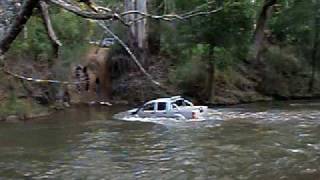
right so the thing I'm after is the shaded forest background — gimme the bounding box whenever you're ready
[0,0,319,118]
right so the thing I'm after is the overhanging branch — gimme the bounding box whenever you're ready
[48,0,223,24]
[39,1,62,58]
[39,1,62,47]
[0,0,39,56]
[97,21,161,87]
[48,0,118,20]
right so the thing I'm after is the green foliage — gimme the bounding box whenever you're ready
[269,0,320,70]
[52,10,92,45]
[168,45,207,90]
[0,97,49,119]
[8,9,93,63]
[4,0,320,101]
[10,16,52,59]
[162,0,254,61]
[214,47,234,71]
[0,92,30,117]
[258,45,308,97]
[264,46,301,74]
[270,0,317,45]
[162,0,256,97]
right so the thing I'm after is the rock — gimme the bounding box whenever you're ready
[25,111,50,119]
[0,116,5,122]
[18,114,28,121]
[6,115,20,123]
[111,100,128,105]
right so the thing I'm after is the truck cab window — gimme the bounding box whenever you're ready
[143,103,155,111]
[157,102,166,111]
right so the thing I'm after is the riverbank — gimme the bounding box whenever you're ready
[111,54,320,106]
[1,51,320,122]
[0,96,54,122]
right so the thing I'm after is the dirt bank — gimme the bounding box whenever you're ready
[111,54,320,106]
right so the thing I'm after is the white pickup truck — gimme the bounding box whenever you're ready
[129,96,207,119]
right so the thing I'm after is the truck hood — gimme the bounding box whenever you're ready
[179,106,208,112]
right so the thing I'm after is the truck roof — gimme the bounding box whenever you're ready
[145,96,184,104]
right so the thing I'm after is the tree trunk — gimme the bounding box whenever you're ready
[207,45,215,103]
[0,0,39,56]
[308,3,320,93]
[39,1,63,103]
[251,0,277,61]
[124,0,149,66]
[97,48,111,101]
[148,0,163,55]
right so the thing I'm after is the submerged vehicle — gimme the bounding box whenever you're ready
[129,96,207,119]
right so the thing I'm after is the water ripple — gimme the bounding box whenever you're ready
[2,102,320,179]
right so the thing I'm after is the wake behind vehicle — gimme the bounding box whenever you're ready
[129,96,207,119]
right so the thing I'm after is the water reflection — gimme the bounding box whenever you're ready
[1,102,320,179]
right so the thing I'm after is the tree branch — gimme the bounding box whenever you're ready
[0,0,224,91]
[39,1,62,58]
[3,67,82,85]
[0,0,39,56]
[78,0,99,12]
[39,1,62,46]
[96,21,161,87]
[49,0,223,25]
[47,0,223,90]
[48,0,118,20]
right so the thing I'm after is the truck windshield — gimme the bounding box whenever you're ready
[174,99,193,106]
[184,100,193,106]
[171,103,179,110]
[175,99,184,106]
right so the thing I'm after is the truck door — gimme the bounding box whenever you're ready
[140,102,155,117]
[156,102,167,117]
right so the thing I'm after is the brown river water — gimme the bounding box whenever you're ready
[1,101,320,179]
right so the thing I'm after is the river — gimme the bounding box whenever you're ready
[1,101,320,179]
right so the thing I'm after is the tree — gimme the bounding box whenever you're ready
[251,0,277,61]
[124,0,149,65]
[0,0,222,93]
[147,0,163,55]
[0,0,39,56]
[309,0,320,92]
[270,0,320,92]
[166,0,254,102]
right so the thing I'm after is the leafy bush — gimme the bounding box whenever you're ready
[0,93,30,117]
[214,47,234,71]
[169,44,207,93]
